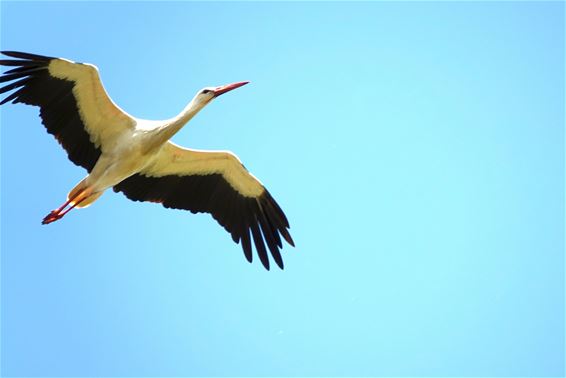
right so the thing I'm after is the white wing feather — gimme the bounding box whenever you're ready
[141,142,265,198]
[48,58,135,150]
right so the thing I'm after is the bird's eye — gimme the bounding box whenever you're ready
[202,89,211,94]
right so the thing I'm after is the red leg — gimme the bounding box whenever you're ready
[42,190,87,225]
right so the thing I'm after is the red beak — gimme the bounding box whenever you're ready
[213,81,249,97]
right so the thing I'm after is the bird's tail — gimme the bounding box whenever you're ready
[67,179,102,209]
[75,192,103,208]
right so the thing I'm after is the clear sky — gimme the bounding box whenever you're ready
[0,1,564,376]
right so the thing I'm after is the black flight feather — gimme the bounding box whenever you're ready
[0,51,101,171]
[113,172,293,270]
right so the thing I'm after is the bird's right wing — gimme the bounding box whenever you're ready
[113,142,294,270]
[0,51,135,172]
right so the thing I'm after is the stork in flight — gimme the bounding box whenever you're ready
[0,51,294,270]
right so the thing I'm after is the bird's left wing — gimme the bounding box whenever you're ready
[113,142,294,270]
[0,51,135,171]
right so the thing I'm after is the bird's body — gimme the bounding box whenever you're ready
[73,118,173,203]
[1,51,294,270]
[69,125,157,207]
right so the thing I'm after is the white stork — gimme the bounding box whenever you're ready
[0,51,294,270]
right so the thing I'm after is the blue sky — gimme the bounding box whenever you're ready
[1,1,564,376]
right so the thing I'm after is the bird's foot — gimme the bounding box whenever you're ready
[42,210,63,225]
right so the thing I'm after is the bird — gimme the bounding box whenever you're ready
[0,51,294,270]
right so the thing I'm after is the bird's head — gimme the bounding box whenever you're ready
[194,81,249,106]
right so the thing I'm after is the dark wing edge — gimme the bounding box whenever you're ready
[0,51,101,171]
[113,173,295,270]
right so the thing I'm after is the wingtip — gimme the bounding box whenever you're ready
[280,227,295,247]
[0,95,14,105]
[1,51,53,61]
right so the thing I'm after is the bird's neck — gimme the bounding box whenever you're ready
[155,99,206,146]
